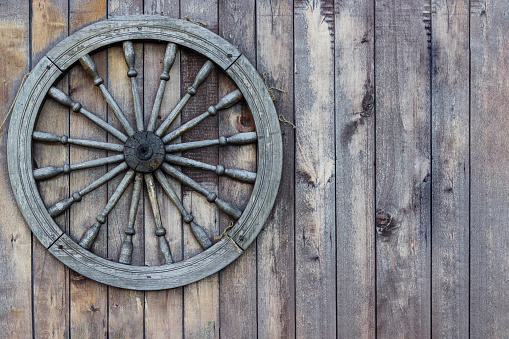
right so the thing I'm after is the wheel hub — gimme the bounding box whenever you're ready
[124,131,165,173]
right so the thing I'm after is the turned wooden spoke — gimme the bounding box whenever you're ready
[155,60,215,137]
[160,163,243,220]
[165,154,256,184]
[122,41,144,132]
[154,169,212,249]
[33,154,125,181]
[145,173,173,264]
[48,87,128,142]
[33,131,124,152]
[147,43,177,132]
[119,173,143,265]
[162,89,243,143]
[47,162,128,217]
[79,169,135,249]
[165,132,257,153]
[79,54,136,136]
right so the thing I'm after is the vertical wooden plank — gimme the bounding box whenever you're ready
[335,0,375,337]
[256,1,296,338]
[0,1,31,337]
[143,1,183,338]
[470,0,509,336]
[31,0,69,337]
[68,1,108,337]
[180,2,220,338]
[107,2,144,338]
[375,0,431,336]
[294,1,336,338]
[218,1,257,338]
[431,0,469,337]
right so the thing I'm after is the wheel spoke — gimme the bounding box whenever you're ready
[79,169,135,249]
[33,131,124,152]
[160,163,242,220]
[161,89,243,144]
[33,154,125,181]
[164,154,256,184]
[145,173,173,264]
[155,60,215,137]
[154,169,212,249]
[47,162,128,217]
[119,173,143,264]
[165,132,257,153]
[48,87,128,142]
[147,43,177,132]
[79,54,136,136]
[122,41,144,132]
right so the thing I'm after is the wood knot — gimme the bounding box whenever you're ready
[236,111,254,131]
[376,208,397,236]
[70,270,86,281]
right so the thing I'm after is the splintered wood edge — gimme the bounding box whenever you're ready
[7,16,282,290]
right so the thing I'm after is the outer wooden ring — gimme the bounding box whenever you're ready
[7,16,282,290]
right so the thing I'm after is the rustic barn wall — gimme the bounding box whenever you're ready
[0,0,505,337]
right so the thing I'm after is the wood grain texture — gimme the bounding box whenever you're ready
[68,1,107,337]
[294,1,336,338]
[218,1,257,338]
[470,0,509,336]
[0,1,31,337]
[335,0,375,337]
[10,0,509,337]
[180,2,220,338]
[31,0,69,337]
[143,2,183,339]
[375,0,431,337]
[431,0,469,337]
[107,2,144,339]
[255,0,295,338]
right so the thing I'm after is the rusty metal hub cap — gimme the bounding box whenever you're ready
[124,132,165,173]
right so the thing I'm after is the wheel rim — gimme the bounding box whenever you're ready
[8,16,282,290]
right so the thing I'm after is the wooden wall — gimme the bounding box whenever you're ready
[0,0,507,337]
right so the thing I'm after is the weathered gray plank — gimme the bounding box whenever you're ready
[375,0,431,336]
[106,2,145,338]
[68,1,108,337]
[255,0,295,338]
[431,0,469,337]
[218,1,258,338]
[143,1,183,338]
[294,1,336,338]
[0,1,32,337]
[470,0,509,336]
[335,0,375,337]
[31,1,69,337]
[180,1,220,337]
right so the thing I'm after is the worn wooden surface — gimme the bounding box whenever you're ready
[4,0,509,337]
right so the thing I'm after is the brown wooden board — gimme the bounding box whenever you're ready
[256,0,296,338]
[335,0,375,337]
[294,1,336,338]
[431,0,470,337]
[218,1,257,338]
[31,0,69,324]
[68,0,107,337]
[375,0,431,336]
[31,1,69,337]
[470,0,509,336]
[180,1,220,337]
[106,2,145,338]
[0,1,32,337]
[143,1,183,338]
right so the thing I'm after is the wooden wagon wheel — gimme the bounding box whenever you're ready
[7,16,281,290]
